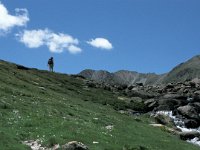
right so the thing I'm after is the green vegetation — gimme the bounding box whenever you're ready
[0,60,199,150]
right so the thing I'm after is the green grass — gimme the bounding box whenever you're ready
[0,60,199,150]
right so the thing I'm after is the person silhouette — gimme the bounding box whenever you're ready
[48,57,54,72]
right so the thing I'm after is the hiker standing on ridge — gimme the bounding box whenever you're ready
[48,57,54,72]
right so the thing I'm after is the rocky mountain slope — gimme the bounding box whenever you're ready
[0,59,200,150]
[79,69,165,86]
[79,55,200,85]
[162,55,200,83]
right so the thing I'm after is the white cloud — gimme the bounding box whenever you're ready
[87,38,113,50]
[0,2,29,33]
[18,29,47,48]
[17,29,82,54]
[68,45,82,54]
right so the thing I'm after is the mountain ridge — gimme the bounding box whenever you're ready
[79,55,200,85]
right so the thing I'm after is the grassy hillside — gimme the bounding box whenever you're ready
[0,60,199,150]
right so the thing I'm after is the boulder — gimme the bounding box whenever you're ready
[157,99,181,111]
[191,78,200,85]
[154,113,175,126]
[127,85,134,90]
[117,84,128,90]
[192,95,200,102]
[144,99,158,110]
[190,102,200,112]
[177,105,200,120]
[165,83,175,89]
[62,141,88,150]
[189,81,196,88]
[184,119,199,128]
[136,83,144,86]
[194,90,200,95]
[179,131,200,140]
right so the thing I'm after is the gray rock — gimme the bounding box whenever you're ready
[144,99,158,110]
[162,94,187,100]
[177,105,199,120]
[154,113,175,126]
[62,141,88,150]
[194,90,200,95]
[157,99,181,111]
[179,131,200,140]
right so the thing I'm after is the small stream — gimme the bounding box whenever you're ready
[155,111,200,147]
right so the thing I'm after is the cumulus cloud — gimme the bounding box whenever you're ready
[16,29,82,54]
[0,2,29,33]
[87,38,113,50]
[68,45,82,54]
[18,29,47,48]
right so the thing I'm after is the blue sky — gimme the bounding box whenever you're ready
[0,0,200,74]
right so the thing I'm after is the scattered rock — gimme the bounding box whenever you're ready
[62,141,88,150]
[105,125,114,130]
[23,140,60,150]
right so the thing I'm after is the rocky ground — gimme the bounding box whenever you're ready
[82,77,200,145]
